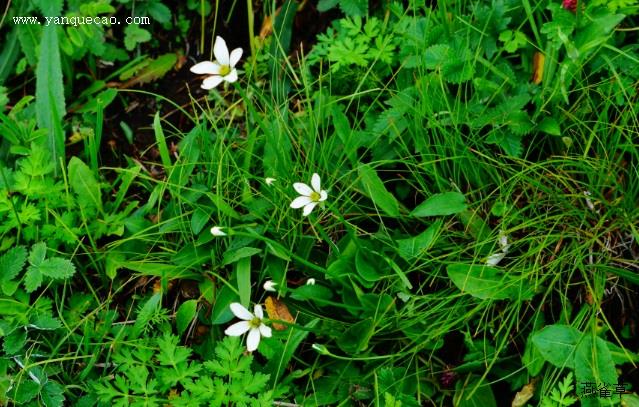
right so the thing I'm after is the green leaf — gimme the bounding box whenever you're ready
[236,257,252,308]
[337,318,374,353]
[317,0,339,11]
[532,324,581,369]
[411,192,467,217]
[537,117,561,136]
[358,164,400,217]
[24,265,43,292]
[68,157,103,212]
[38,257,76,279]
[222,247,261,266]
[176,300,198,336]
[337,0,368,17]
[30,314,62,330]
[3,329,26,355]
[129,293,162,339]
[0,246,27,293]
[153,112,173,170]
[396,220,441,261]
[42,381,65,407]
[455,375,497,407]
[290,285,333,302]
[191,207,209,235]
[147,1,172,23]
[447,264,528,300]
[355,249,384,282]
[575,336,619,406]
[124,24,151,51]
[36,23,66,174]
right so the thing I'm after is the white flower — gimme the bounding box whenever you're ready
[306,278,316,285]
[210,226,227,236]
[485,231,510,266]
[263,280,277,292]
[485,252,506,266]
[290,173,328,216]
[190,36,243,89]
[265,177,276,186]
[224,303,272,352]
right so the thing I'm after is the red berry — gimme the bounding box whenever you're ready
[562,0,578,12]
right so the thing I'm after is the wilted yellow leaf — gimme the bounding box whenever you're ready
[532,52,545,85]
[512,380,536,407]
[265,296,294,330]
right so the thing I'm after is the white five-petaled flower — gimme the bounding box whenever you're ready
[224,303,272,352]
[263,280,277,292]
[265,177,276,186]
[190,36,243,89]
[210,226,227,236]
[290,173,328,216]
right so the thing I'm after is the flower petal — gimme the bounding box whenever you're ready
[202,75,224,89]
[485,252,506,266]
[293,182,313,196]
[259,323,272,338]
[224,320,250,336]
[290,196,312,209]
[254,304,264,319]
[223,69,238,83]
[311,173,321,193]
[319,190,328,202]
[229,47,243,67]
[230,303,253,320]
[246,328,261,352]
[302,202,318,216]
[214,36,230,65]
[190,61,221,75]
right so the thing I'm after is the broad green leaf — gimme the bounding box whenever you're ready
[266,319,319,385]
[68,157,103,212]
[575,336,619,407]
[337,318,374,353]
[210,283,238,325]
[0,29,22,85]
[25,266,43,292]
[447,264,521,300]
[411,192,467,217]
[29,314,62,330]
[3,329,26,355]
[191,207,209,235]
[290,285,333,302]
[222,247,261,266]
[358,164,400,217]
[537,117,561,136]
[176,299,198,336]
[532,324,581,369]
[355,249,385,282]
[455,375,497,407]
[36,23,66,174]
[397,220,441,261]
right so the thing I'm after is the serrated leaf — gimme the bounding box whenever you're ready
[38,257,76,279]
[411,192,467,217]
[486,130,523,157]
[42,381,65,407]
[358,164,400,217]
[129,293,162,339]
[124,24,151,51]
[68,157,103,212]
[0,246,28,289]
[24,265,43,292]
[30,314,62,330]
[122,53,177,88]
[3,329,26,355]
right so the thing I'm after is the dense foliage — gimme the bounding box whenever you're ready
[1,0,638,405]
